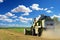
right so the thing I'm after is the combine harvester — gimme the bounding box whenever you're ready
[24,14,55,36]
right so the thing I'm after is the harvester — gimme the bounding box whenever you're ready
[24,14,54,36]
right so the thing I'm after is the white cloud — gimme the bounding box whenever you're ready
[51,15,55,19]
[0,15,8,20]
[11,5,32,13]
[0,0,3,3]
[40,8,43,10]
[0,12,18,22]
[5,12,15,17]
[11,5,32,16]
[22,13,29,16]
[13,19,19,22]
[46,10,52,13]
[0,14,14,22]
[51,15,60,19]
[12,16,17,18]
[30,4,43,10]
[5,12,18,18]
[4,19,13,22]
[50,7,54,9]
[44,8,48,11]
[4,18,19,22]
[19,16,32,23]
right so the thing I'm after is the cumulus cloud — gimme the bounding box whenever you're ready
[12,16,17,18]
[0,14,15,22]
[0,0,3,3]
[50,7,54,9]
[11,5,32,16]
[4,19,13,22]
[21,13,29,16]
[5,12,15,17]
[19,16,32,23]
[11,5,32,13]
[30,4,43,10]
[4,18,19,22]
[51,15,60,19]
[46,10,52,13]
[0,15,8,20]
[5,12,18,19]
[44,8,48,11]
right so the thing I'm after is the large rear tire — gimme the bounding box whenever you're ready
[38,28,43,36]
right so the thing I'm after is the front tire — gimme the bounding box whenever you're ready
[24,29,27,35]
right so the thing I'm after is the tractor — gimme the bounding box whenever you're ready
[24,14,54,36]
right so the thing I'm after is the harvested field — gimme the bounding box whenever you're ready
[0,29,60,40]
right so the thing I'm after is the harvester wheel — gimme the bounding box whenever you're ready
[38,28,43,36]
[24,29,27,35]
[32,29,35,36]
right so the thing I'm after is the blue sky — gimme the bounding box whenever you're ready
[0,0,60,27]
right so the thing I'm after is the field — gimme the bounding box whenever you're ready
[0,27,60,40]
